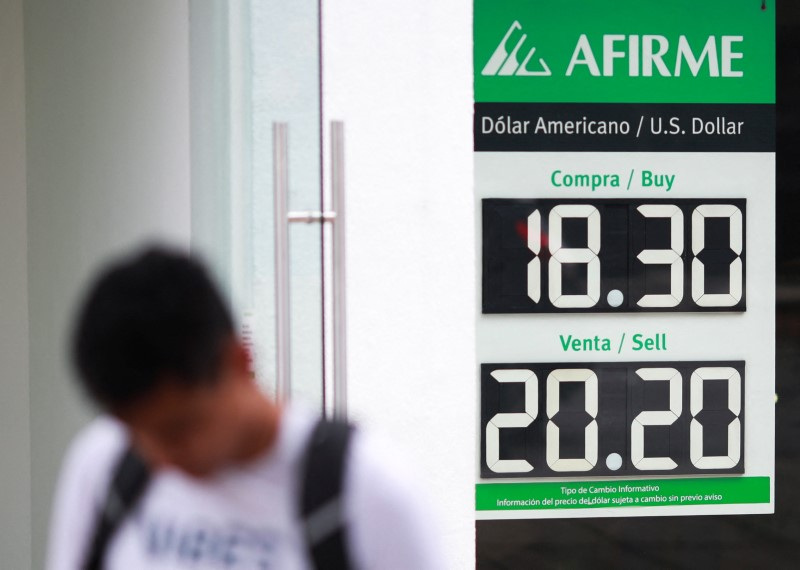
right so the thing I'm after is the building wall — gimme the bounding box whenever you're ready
[323,2,476,567]
[0,0,31,566]
[23,1,191,565]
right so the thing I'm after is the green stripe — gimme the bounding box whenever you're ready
[474,0,775,103]
[476,477,770,511]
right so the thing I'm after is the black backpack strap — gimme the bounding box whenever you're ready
[83,446,151,570]
[300,419,354,570]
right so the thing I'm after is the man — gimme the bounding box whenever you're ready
[48,246,444,569]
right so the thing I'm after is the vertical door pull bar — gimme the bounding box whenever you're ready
[330,121,348,420]
[273,122,291,401]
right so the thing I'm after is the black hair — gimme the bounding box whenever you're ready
[71,246,234,410]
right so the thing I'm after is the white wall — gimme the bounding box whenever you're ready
[323,2,475,567]
[23,1,191,565]
[0,0,31,567]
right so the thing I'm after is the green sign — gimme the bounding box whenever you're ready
[474,0,775,526]
[474,0,774,103]
[477,477,770,511]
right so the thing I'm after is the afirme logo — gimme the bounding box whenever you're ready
[483,21,745,78]
[481,21,552,76]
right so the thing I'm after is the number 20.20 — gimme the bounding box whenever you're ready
[485,366,742,474]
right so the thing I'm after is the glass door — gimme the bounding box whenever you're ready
[249,0,325,407]
[190,0,326,410]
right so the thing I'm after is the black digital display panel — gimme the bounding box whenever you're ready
[480,361,745,479]
[482,199,746,313]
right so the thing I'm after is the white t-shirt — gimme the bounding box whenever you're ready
[47,404,446,569]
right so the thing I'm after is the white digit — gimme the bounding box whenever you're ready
[690,367,741,469]
[527,210,541,303]
[692,205,743,307]
[546,369,598,472]
[486,369,538,473]
[631,368,682,470]
[548,205,601,308]
[636,205,684,308]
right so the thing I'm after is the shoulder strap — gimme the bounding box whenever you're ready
[83,446,151,570]
[300,419,354,570]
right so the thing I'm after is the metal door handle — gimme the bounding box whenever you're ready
[330,121,347,420]
[272,121,348,419]
[273,122,291,401]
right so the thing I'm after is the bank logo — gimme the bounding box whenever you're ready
[482,21,552,76]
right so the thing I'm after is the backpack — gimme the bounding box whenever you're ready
[82,419,354,570]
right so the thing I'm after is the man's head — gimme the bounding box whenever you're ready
[72,246,274,477]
